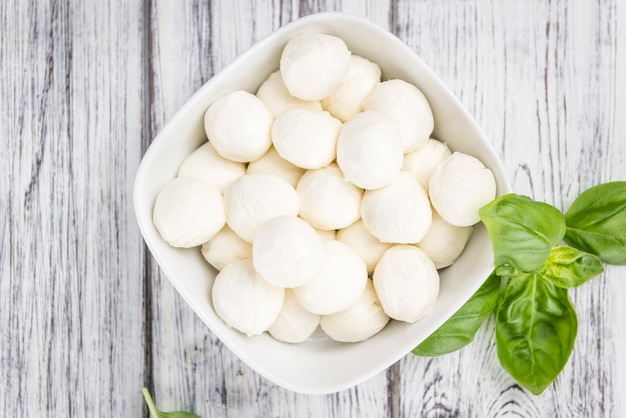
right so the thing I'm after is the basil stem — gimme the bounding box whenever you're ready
[142,387,202,418]
[495,274,577,395]
[564,181,626,265]
[479,194,566,272]
[412,270,500,356]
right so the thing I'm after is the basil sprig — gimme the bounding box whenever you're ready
[413,182,625,395]
[142,387,202,418]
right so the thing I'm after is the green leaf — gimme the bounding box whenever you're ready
[564,181,626,265]
[542,246,604,288]
[142,387,202,418]
[479,194,566,272]
[495,265,525,278]
[495,275,577,395]
[412,270,501,356]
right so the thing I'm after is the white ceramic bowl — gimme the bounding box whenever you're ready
[133,12,511,394]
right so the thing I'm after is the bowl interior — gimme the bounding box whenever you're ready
[133,12,511,394]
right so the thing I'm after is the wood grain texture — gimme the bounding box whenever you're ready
[0,0,146,416]
[395,0,626,417]
[1,0,625,417]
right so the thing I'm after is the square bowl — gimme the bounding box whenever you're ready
[133,12,512,395]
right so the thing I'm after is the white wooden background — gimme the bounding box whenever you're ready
[2,0,625,417]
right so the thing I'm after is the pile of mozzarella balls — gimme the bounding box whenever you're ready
[153,33,497,344]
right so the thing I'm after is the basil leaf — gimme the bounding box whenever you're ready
[542,246,604,288]
[479,194,566,272]
[142,387,202,418]
[495,275,577,395]
[495,265,525,278]
[564,181,626,265]
[412,270,500,356]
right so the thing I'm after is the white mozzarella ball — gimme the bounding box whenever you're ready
[322,55,381,122]
[204,90,273,162]
[246,147,305,188]
[252,216,324,288]
[373,245,439,323]
[272,110,341,169]
[360,171,432,244]
[212,259,284,336]
[363,79,434,153]
[429,152,497,226]
[153,177,225,248]
[224,174,299,243]
[402,138,451,191]
[280,33,351,101]
[296,164,363,230]
[336,111,404,190]
[294,240,368,315]
[201,225,253,271]
[336,220,391,274]
[177,141,246,193]
[417,210,473,269]
[320,280,390,342]
[268,289,321,343]
[256,70,323,117]
[315,228,337,241]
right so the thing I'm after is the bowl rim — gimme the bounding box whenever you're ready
[133,11,513,394]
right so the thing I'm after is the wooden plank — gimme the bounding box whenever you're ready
[0,0,146,416]
[395,0,626,416]
[145,1,395,417]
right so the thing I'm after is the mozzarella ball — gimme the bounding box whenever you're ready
[246,147,305,188]
[296,164,363,230]
[252,216,324,288]
[373,245,439,323]
[224,174,299,242]
[256,70,323,117]
[153,177,225,248]
[417,210,473,269]
[322,55,381,122]
[212,259,284,336]
[201,225,253,271]
[320,280,390,342]
[402,138,451,191]
[204,90,273,162]
[336,220,391,274]
[177,141,246,193]
[336,111,404,190]
[280,33,351,101]
[268,289,320,343]
[363,79,434,153]
[429,152,497,226]
[294,240,368,315]
[360,171,432,244]
[272,110,341,169]
[315,227,337,241]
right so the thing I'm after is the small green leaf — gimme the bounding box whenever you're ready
[142,387,202,418]
[495,275,577,395]
[479,194,566,272]
[412,270,500,356]
[495,265,525,278]
[542,246,604,288]
[564,181,626,265]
